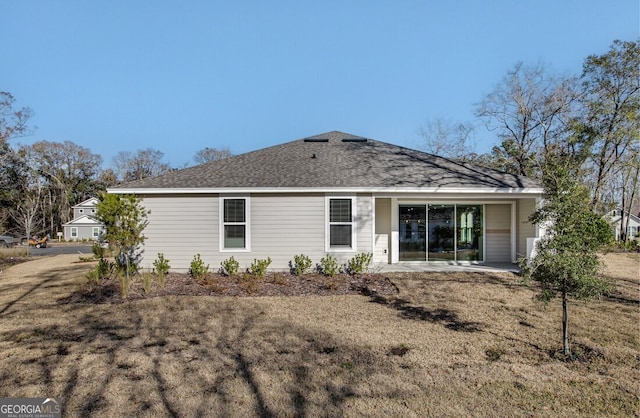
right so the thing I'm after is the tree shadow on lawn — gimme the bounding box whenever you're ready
[0,264,91,317]
[366,291,485,332]
[0,298,417,417]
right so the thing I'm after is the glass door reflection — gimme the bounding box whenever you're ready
[399,205,426,261]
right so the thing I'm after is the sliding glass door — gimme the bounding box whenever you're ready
[398,204,484,261]
[399,205,426,261]
[456,205,483,261]
[428,205,455,261]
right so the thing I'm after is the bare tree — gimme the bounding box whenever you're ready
[418,118,476,161]
[193,147,232,165]
[0,93,33,234]
[578,40,640,211]
[12,178,45,253]
[113,148,172,182]
[0,92,33,144]
[475,62,579,177]
[21,140,103,228]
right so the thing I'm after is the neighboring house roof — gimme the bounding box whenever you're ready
[73,197,99,208]
[110,131,541,193]
[62,215,103,227]
[607,209,640,225]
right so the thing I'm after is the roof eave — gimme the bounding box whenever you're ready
[107,186,544,195]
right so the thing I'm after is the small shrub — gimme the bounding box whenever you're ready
[189,253,209,280]
[78,255,95,263]
[220,256,240,276]
[91,242,107,259]
[320,255,340,276]
[142,272,154,293]
[153,253,170,287]
[86,257,113,286]
[240,272,259,294]
[249,257,272,278]
[347,252,373,274]
[85,269,100,287]
[293,254,313,275]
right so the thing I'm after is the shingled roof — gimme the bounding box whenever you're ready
[110,131,540,191]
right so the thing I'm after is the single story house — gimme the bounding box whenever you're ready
[606,209,640,241]
[62,197,105,241]
[108,131,544,272]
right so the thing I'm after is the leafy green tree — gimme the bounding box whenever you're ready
[523,150,613,356]
[96,194,149,297]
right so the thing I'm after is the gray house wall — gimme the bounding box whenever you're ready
[485,204,511,262]
[517,198,537,258]
[138,194,539,272]
[73,207,97,219]
[63,225,101,241]
[140,193,374,272]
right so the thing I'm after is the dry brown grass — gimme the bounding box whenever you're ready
[0,253,637,417]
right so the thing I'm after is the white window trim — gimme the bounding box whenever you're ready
[219,196,251,252]
[325,196,357,252]
[71,227,78,238]
[92,227,100,238]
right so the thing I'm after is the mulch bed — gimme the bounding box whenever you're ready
[0,257,30,271]
[59,272,399,304]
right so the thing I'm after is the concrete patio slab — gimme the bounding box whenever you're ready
[376,262,520,273]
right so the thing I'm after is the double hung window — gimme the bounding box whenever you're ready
[328,198,355,250]
[221,198,249,250]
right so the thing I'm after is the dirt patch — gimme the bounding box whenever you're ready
[0,257,29,271]
[60,271,399,304]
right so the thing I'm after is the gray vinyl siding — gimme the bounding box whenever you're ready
[485,204,511,262]
[248,194,325,269]
[374,198,392,263]
[355,194,374,256]
[517,198,537,258]
[74,207,97,219]
[140,195,219,271]
[64,225,100,241]
[140,193,374,272]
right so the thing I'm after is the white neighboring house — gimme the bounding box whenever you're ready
[62,197,105,241]
[606,209,640,241]
[108,131,545,272]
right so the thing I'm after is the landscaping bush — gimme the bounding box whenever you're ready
[347,252,373,274]
[189,253,209,280]
[319,255,340,276]
[153,253,171,287]
[220,256,240,276]
[249,257,272,278]
[292,254,313,275]
[142,272,154,293]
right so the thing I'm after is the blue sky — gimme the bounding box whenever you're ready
[2,1,638,169]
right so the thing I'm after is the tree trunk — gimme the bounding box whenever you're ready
[562,290,570,355]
